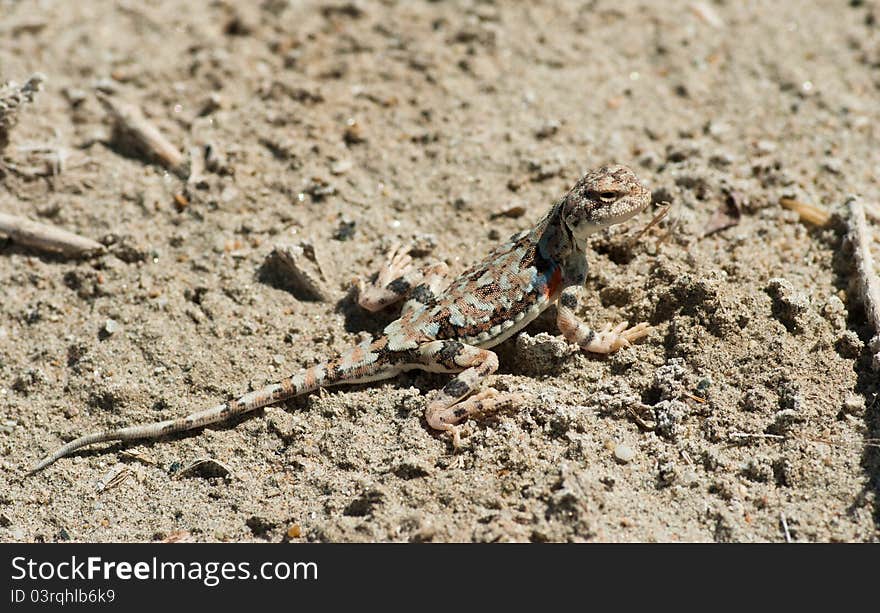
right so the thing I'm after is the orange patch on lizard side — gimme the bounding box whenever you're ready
[544,266,563,299]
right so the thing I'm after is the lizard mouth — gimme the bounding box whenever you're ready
[607,188,652,226]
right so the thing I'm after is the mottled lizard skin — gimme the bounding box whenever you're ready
[31,165,652,473]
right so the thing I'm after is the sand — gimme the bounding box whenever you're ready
[0,0,878,542]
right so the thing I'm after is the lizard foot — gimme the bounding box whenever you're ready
[581,321,652,354]
[356,242,416,311]
[426,388,526,448]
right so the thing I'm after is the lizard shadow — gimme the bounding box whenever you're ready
[101,128,172,174]
[256,256,330,304]
[333,286,405,337]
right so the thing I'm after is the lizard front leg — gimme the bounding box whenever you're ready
[556,285,651,353]
[356,243,450,313]
[356,242,421,312]
[400,261,450,315]
[416,340,522,447]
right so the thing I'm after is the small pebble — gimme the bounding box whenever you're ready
[330,159,352,175]
[409,233,437,257]
[103,319,119,335]
[491,203,527,219]
[822,157,843,174]
[534,119,561,139]
[333,219,357,241]
[613,443,636,464]
[841,394,865,417]
[343,118,366,145]
[221,185,239,203]
[755,140,777,154]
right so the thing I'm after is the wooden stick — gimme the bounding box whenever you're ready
[0,211,105,257]
[780,196,830,226]
[630,203,670,244]
[95,91,186,176]
[729,432,786,441]
[780,512,792,543]
[846,197,880,369]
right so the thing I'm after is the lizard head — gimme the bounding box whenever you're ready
[560,165,651,242]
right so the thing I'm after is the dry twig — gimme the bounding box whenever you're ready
[0,211,105,257]
[780,512,792,543]
[96,91,186,176]
[780,196,831,226]
[629,203,670,245]
[846,197,880,369]
[729,432,786,441]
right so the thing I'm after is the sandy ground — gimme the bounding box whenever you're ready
[0,0,878,542]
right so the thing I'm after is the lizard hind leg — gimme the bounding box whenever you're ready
[419,341,523,447]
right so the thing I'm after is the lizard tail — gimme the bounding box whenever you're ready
[29,338,396,474]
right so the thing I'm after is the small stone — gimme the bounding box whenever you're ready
[409,233,437,257]
[613,444,636,464]
[835,330,863,359]
[513,331,572,375]
[821,157,843,174]
[769,409,804,434]
[63,87,88,107]
[821,295,846,329]
[740,387,772,413]
[490,203,527,219]
[330,159,352,175]
[287,524,302,539]
[199,92,222,116]
[534,119,561,139]
[705,120,730,138]
[176,457,233,479]
[657,461,677,485]
[343,118,366,145]
[103,319,119,335]
[841,394,865,416]
[766,278,810,333]
[332,219,356,241]
[221,185,239,203]
[654,399,688,439]
[755,140,777,154]
[301,177,336,201]
[268,241,331,301]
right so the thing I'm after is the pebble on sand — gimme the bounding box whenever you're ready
[614,444,636,464]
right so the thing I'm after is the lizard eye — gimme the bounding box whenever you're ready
[597,191,617,202]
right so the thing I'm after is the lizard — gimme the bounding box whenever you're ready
[29,164,653,474]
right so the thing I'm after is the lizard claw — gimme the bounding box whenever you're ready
[380,243,415,284]
[582,321,652,354]
[356,243,416,311]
